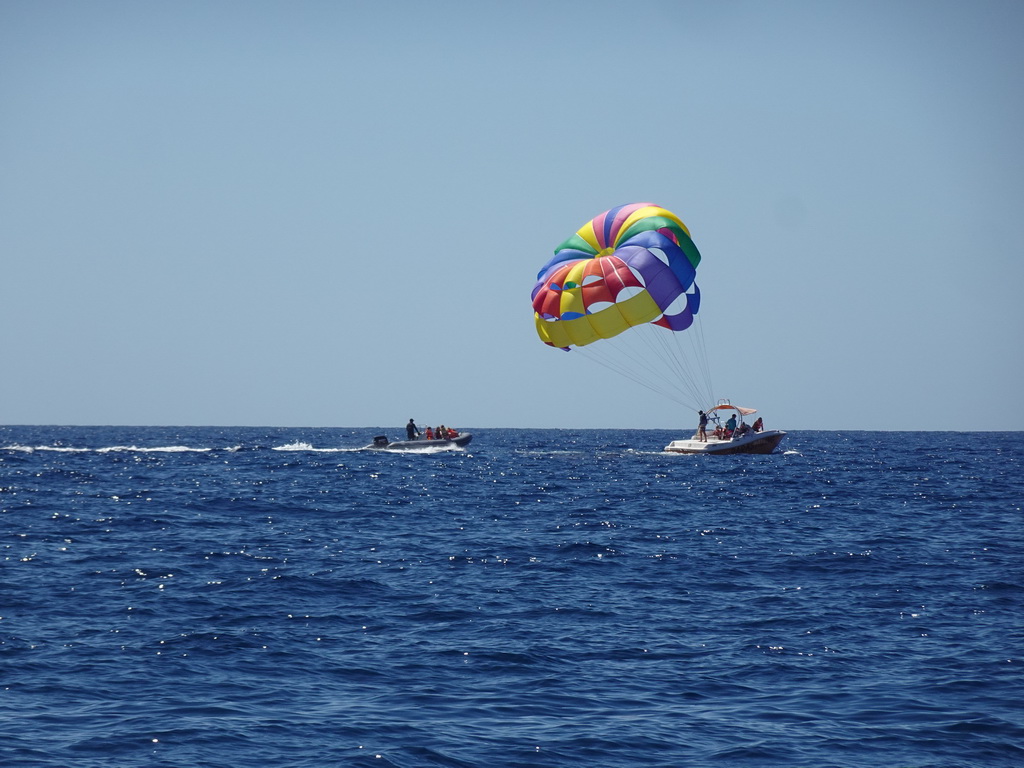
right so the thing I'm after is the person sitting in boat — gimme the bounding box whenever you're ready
[724,413,737,438]
[752,417,763,432]
[407,419,420,440]
[437,426,446,441]
[448,427,458,439]
[425,427,434,440]
[714,425,724,439]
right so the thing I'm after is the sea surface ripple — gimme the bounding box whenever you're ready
[2,426,1022,767]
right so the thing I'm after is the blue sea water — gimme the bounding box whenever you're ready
[1,426,1022,768]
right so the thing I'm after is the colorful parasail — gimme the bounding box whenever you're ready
[531,203,702,350]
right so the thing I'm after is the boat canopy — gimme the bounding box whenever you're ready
[707,404,757,416]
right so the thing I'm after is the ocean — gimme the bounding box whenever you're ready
[1,426,1021,768]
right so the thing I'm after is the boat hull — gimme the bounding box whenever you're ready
[664,430,786,455]
[367,432,473,450]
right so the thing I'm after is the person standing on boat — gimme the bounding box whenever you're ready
[406,419,420,440]
[697,410,708,442]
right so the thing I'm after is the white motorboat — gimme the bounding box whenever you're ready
[664,403,785,455]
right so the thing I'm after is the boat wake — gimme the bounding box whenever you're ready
[273,442,362,453]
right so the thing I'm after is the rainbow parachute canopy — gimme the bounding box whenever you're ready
[532,203,702,349]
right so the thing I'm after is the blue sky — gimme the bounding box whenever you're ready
[2,0,1022,431]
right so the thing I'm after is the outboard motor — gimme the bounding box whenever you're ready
[372,435,389,447]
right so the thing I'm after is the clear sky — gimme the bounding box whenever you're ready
[2,0,1022,431]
